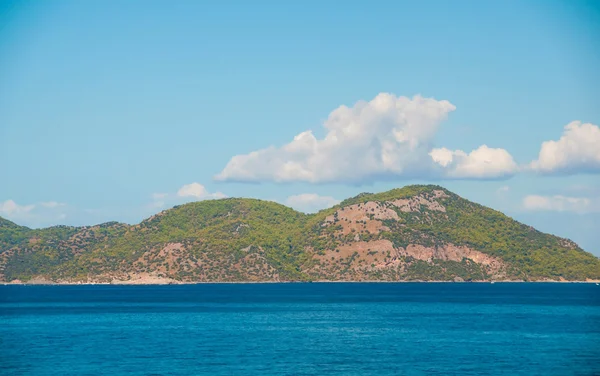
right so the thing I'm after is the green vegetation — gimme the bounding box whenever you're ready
[0,218,31,251]
[337,185,436,208]
[1,185,599,282]
[404,258,489,282]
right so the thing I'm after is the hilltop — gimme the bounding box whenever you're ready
[1,185,599,283]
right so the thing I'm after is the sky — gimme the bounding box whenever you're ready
[1,0,599,255]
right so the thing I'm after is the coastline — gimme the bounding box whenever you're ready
[3,279,600,286]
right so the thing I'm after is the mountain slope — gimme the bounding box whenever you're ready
[1,185,599,283]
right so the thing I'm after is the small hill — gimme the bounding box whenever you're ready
[1,185,599,283]
[0,217,24,229]
[0,217,31,253]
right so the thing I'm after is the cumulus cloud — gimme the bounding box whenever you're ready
[529,121,600,174]
[146,183,227,211]
[215,93,515,183]
[285,193,340,213]
[0,200,35,217]
[176,182,227,200]
[430,145,517,179]
[522,195,600,214]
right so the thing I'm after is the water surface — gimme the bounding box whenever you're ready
[1,283,599,375]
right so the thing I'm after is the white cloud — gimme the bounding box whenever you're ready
[497,185,510,193]
[0,199,68,227]
[430,145,517,179]
[147,200,166,209]
[0,200,35,216]
[40,201,66,208]
[215,93,515,183]
[146,193,169,210]
[529,121,600,174]
[285,193,340,213]
[177,183,209,198]
[144,183,227,214]
[522,195,600,214]
[177,182,226,200]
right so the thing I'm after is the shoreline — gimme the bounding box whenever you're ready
[3,280,600,286]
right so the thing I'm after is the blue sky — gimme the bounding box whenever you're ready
[1,0,599,255]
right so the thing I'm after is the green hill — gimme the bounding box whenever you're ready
[1,185,599,283]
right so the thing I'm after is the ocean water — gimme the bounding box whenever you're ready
[1,283,599,376]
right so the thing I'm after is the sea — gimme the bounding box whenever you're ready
[1,283,599,376]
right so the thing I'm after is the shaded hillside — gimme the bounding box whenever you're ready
[1,185,599,283]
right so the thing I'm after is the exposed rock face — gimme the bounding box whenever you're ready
[111,273,181,285]
[313,190,506,281]
[400,244,501,268]
[310,239,506,281]
[391,196,446,213]
[323,201,397,235]
[131,242,200,279]
[321,191,449,235]
[129,243,281,282]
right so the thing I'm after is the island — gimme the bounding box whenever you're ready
[2,185,599,284]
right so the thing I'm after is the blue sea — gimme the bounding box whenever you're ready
[1,283,599,375]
